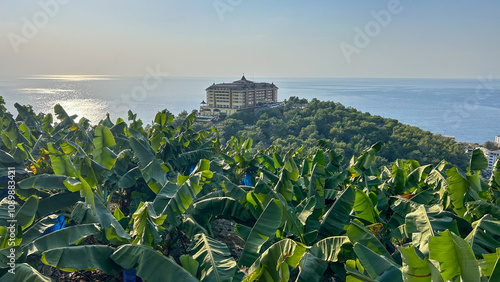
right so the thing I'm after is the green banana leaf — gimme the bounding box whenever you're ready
[347,221,392,260]
[191,197,251,223]
[15,196,39,230]
[429,230,480,281]
[21,215,59,245]
[92,125,117,170]
[405,205,435,254]
[35,192,82,219]
[0,263,51,282]
[131,202,166,246]
[180,254,200,277]
[353,189,380,224]
[319,187,355,237]
[296,252,328,282]
[445,167,470,217]
[110,244,198,282]
[399,245,443,282]
[156,175,203,227]
[470,148,489,172]
[23,223,101,256]
[190,233,237,282]
[353,243,402,281]
[94,195,131,240]
[129,137,168,186]
[243,238,306,282]
[42,245,121,275]
[17,174,68,190]
[466,214,500,257]
[237,199,283,268]
[311,236,350,262]
[479,248,500,279]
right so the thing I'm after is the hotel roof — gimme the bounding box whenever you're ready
[206,75,278,90]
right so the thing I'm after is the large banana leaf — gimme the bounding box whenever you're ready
[35,192,82,219]
[23,223,101,255]
[308,163,326,209]
[296,252,328,282]
[311,236,350,262]
[296,236,350,281]
[14,196,38,230]
[63,176,95,211]
[429,230,480,281]
[243,238,306,282]
[0,263,51,282]
[190,233,237,282]
[445,167,470,217]
[94,194,131,240]
[180,214,208,239]
[347,221,392,260]
[129,137,168,186]
[42,245,121,275]
[131,202,166,246]
[345,262,378,282]
[466,200,500,221]
[399,245,443,282]
[155,175,203,227]
[110,244,198,282]
[479,248,500,279]
[92,125,117,170]
[470,148,489,172]
[405,205,435,254]
[353,189,380,224]
[237,199,283,268]
[17,174,68,190]
[319,187,355,237]
[21,215,59,245]
[191,197,251,223]
[465,214,500,257]
[353,243,402,281]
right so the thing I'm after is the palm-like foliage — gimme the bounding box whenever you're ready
[1,100,499,281]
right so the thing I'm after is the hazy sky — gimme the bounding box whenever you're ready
[0,0,499,78]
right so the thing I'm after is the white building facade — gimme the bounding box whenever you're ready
[200,75,278,116]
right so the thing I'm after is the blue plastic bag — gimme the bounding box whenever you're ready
[123,268,142,282]
[41,215,66,236]
[241,173,253,186]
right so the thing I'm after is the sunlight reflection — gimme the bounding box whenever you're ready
[23,75,115,81]
[51,99,110,122]
[20,88,73,94]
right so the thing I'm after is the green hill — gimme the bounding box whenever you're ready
[216,97,469,169]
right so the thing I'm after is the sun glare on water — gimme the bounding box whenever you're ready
[25,75,115,81]
[54,99,110,122]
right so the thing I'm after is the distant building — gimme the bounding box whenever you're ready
[480,147,500,171]
[200,75,278,116]
[496,135,500,146]
[441,135,456,141]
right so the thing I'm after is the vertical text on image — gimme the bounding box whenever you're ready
[6,167,17,275]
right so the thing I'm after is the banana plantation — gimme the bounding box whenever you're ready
[1,100,499,281]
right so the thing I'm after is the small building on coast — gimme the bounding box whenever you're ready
[200,75,278,116]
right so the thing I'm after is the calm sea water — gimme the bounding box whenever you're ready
[0,76,499,144]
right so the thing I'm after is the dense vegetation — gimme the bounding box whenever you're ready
[216,97,469,170]
[1,98,500,282]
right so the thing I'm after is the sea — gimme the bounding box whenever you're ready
[0,76,499,144]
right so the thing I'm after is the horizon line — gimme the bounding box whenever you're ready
[0,74,494,80]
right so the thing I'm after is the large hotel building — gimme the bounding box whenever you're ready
[200,75,278,116]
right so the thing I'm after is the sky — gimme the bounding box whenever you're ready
[0,0,499,78]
